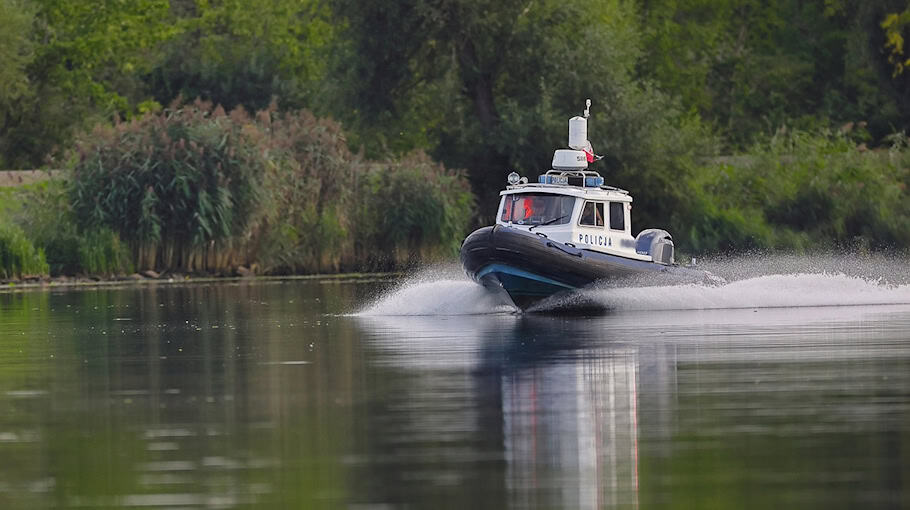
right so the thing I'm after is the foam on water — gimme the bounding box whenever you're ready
[358,255,910,315]
[358,267,516,316]
[575,273,910,311]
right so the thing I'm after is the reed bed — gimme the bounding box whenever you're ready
[0,100,475,277]
[0,222,48,279]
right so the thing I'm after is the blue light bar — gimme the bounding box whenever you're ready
[538,174,604,187]
[538,174,569,185]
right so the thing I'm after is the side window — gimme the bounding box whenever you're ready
[579,201,604,227]
[500,197,512,222]
[609,202,625,230]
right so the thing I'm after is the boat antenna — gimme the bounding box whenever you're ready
[584,99,591,118]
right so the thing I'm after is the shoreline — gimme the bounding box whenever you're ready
[0,272,400,294]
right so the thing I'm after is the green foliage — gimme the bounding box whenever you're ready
[0,0,35,169]
[76,229,133,276]
[68,100,269,272]
[0,221,48,279]
[259,109,357,273]
[640,0,910,149]
[883,6,910,75]
[12,180,82,275]
[30,0,175,109]
[0,187,24,219]
[259,112,475,273]
[146,0,334,113]
[354,152,475,268]
[639,0,734,116]
[330,0,713,227]
[6,0,910,261]
[0,0,34,124]
[680,129,910,253]
[3,180,133,276]
[1,0,178,168]
[65,101,474,274]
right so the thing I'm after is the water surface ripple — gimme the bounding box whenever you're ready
[0,272,907,508]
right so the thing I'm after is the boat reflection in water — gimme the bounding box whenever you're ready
[356,314,653,509]
[500,329,640,509]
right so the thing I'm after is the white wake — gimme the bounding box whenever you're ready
[576,273,910,311]
[358,279,516,316]
[357,256,910,315]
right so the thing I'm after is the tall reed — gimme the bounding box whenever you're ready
[258,109,358,273]
[69,100,268,273]
[0,222,49,279]
[352,152,474,268]
[65,101,476,274]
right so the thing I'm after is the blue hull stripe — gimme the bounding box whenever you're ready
[476,264,576,291]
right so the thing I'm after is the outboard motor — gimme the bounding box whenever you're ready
[635,229,675,265]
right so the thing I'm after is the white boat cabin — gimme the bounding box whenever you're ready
[492,99,674,265]
[495,170,654,262]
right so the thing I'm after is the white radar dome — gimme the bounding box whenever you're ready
[552,149,588,170]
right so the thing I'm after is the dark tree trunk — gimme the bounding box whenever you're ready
[457,38,499,133]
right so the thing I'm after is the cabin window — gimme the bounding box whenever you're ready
[579,201,604,227]
[609,202,625,231]
[500,193,575,226]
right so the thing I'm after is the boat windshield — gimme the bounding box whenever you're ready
[500,193,576,226]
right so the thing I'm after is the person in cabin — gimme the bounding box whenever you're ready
[522,197,536,220]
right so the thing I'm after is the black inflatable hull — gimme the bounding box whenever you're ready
[460,225,696,310]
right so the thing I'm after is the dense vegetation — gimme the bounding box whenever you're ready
[0,102,471,278]
[681,129,910,253]
[1,0,910,278]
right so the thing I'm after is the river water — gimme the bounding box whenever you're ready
[1,260,909,508]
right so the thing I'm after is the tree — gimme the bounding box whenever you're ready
[882,5,910,75]
[0,0,175,168]
[330,0,714,224]
[640,0,910,149]
[144,0,335,113]
[0,0,35,168]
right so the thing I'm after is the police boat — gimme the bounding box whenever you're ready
[460,100,716,310]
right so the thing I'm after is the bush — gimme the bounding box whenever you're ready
[68,99,269,273]
[76,229,133,276]
[680,128,910,253]
[0,222,48,279]
[353,152,474,268]
[65,101,476,274]
[11,181,80,275]
[259,110,358,273]
[9,180,133,276]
